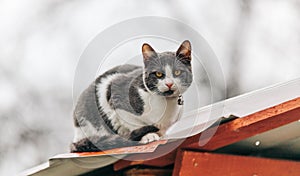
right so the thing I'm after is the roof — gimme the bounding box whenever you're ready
[21,78,300,175]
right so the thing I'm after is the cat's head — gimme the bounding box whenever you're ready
[142,40,193,97]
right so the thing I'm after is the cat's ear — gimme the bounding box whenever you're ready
[176,40,191,61]
[142,43,158,61]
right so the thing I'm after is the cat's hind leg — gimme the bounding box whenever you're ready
[70,135,138,152]
[70,137,98,152]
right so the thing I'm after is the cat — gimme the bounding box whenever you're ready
[70,40,193,152]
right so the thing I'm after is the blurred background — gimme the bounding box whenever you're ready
[0,0,299,174]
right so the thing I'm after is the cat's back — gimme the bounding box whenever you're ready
[95,64,142,84]
[95,64,143,110]
[95,64,142,88]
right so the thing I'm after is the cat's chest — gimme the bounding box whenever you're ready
[139,90,182,127]
[114,89,182,132]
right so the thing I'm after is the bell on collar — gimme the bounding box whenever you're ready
[177,95,184,105]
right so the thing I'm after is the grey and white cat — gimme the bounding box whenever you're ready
[71,40,193,152]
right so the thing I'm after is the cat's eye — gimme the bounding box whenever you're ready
[174,70,182,76]
[155,72,163,78]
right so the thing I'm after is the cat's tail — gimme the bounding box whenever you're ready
[70,135,139,152]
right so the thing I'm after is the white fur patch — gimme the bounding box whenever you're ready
[165,65,173,78]
[96,73,121,119]
[139,132,160,144]
[155,97,183,134]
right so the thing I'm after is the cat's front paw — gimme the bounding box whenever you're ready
[139,133,160,144]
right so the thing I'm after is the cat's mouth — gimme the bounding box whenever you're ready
[162,90,174,96]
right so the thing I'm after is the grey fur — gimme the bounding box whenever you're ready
[107,68,145,115]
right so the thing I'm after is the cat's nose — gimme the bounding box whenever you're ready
[166,83,173,89]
